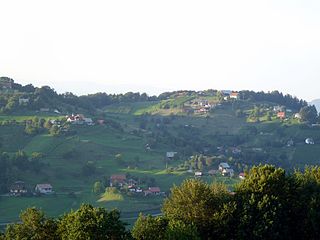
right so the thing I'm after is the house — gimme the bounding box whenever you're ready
[19,98,29,105]
[144,187,161,196]
[230,92,239,99]
[166,152,177,159]
[10,181,28,196]
[294,113,302,119]
[54,109,60,114]
[273,105,285,112]
[97,119,105,125]
[83,118,94,125]
[110,174,127,187]
[219,162,230,172]
[239,173,245,180]
[305,138,315,145]
[66,114,84,124]
[277,112,286,119]
[35,184,53,194]
[222,168,234,177]
[194,171,203,177]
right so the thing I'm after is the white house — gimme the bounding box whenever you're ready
[305,138,315,145]
[195,171,203,177]
[19,98,29,105]
[230,92,239,99]
[166,152,177,159]
[35,184,53,194]
[83,118,94,125]
[222,168,234,177]
[219,162,230,172]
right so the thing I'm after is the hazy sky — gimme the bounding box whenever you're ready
[1,0,320,100]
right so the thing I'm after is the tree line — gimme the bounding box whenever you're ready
[2,165,320,239]
[0,77,311,115]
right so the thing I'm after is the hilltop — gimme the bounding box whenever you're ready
[0,77,320,224]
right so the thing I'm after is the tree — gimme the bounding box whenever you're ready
[299,105,318,123]
[234,165,292,240]
[132,214,168,240]
[162,179,233,239]
[92,181,104,194]
[58,204,129,240]
[4,208,58,240]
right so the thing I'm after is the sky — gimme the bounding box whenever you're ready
[1,0,320,101]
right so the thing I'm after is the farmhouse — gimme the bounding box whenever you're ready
[305,138,315,145]
[110,174,127,187]
[222,168,234,177]
[10,181,28,196]
[166,152,177,159]
[219,162,230,172]
[144,187,161,196]
[35,184,53,194]
[19,98,30,105]
[83,117,94,125]
[230,92,239,99]
[277,111,286,119]
[194,171,203,177]
[239,173,246,180]
[66,114,84,124]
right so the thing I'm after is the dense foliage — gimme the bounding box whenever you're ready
[3,165,320,239]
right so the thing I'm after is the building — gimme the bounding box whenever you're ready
[19,98,30,105]
[239,173,245,180]
[230,92,239,99]
[166,152,177,159]
[35,184,53,194]
[219,162,230,172]
[222,168,234,177]
[144,187,161,196]
[305,138,315,145]
[110,174,127,187]
[194,171,203,177]
[10,181,28,196]
[277,112,286,119]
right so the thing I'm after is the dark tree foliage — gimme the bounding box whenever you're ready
[4,208,59,240]
[58,204,130,240]
[239,90,307,110]
[299,105,318,123]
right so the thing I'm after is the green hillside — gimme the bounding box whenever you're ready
[0,80,320,224]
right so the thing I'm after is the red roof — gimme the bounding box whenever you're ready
[230,92,239,96]
[277,112,286,118]
[110,175,126,182]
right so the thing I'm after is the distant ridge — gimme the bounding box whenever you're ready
[310,99,320,113]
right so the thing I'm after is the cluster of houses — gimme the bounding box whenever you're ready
[9,181,53,196]
[193,162,245,180]
[110,174,164,197]
[66,114,94,125]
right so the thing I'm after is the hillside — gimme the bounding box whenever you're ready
[0,78,320,225]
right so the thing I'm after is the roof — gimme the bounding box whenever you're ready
[230,92,239,96]
[36,184,52,189]
[110,175,126,181]
[219,162,230,168]
[10,181,26,190]
[148,187,161,193]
